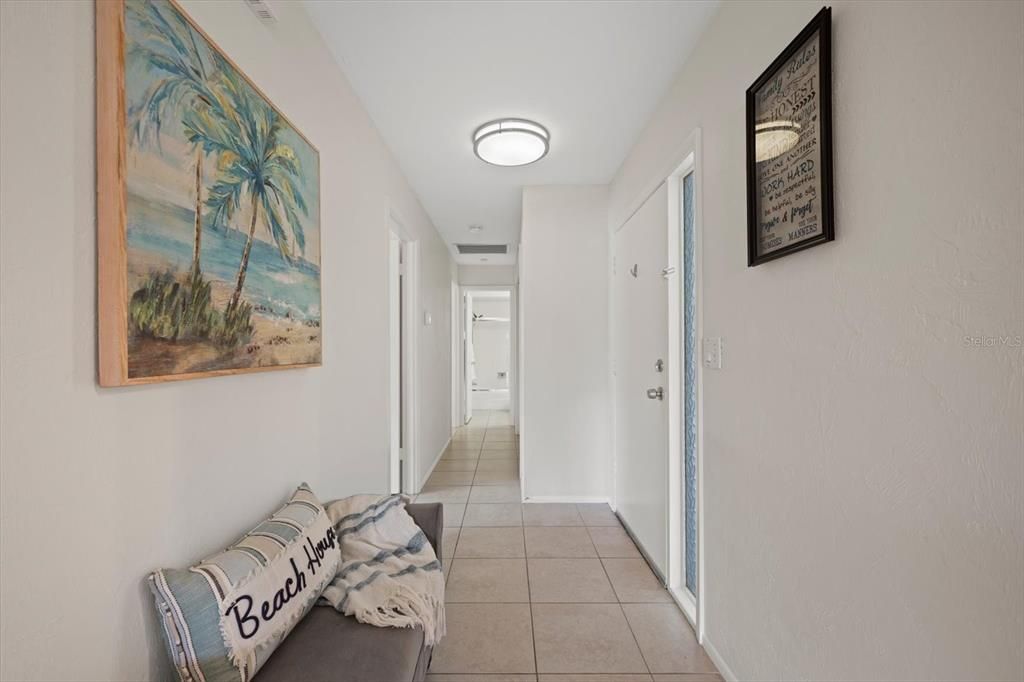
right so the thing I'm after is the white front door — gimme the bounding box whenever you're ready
[613,182,670,577]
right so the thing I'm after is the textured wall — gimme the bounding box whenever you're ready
[521,186,612,500]
[459,264,517,286]
[609,1,1024,679]
[0,1,453,679]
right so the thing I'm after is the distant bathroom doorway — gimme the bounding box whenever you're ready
[462,288,516,419]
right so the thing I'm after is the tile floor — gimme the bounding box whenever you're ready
[417,409,722,682]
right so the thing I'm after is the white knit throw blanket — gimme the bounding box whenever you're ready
[320,494,446,646]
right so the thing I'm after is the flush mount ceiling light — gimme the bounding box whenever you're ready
[754,120,801,162]
[473,119,550,167]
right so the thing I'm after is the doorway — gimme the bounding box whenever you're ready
[455,286,518,428]
[388,212,419,494]
[466,289,512,412]
[612,131,704,638]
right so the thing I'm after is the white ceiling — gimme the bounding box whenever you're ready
[305,1,719,265]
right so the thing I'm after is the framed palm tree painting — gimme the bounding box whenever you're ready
[97,0,321,386]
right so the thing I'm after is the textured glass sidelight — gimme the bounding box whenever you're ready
[682,171,698,595]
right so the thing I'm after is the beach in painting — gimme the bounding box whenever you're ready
[126,194,321,376]
[123,0,320,379]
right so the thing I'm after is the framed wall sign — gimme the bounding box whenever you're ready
[96,0,322,385]
[746,6,834,266]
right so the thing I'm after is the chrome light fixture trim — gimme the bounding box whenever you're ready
[473,118,550,167]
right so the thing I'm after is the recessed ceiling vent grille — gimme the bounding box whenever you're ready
[244,0,277,21]
[456,244,508,255]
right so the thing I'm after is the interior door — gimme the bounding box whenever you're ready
[613,182,670,577]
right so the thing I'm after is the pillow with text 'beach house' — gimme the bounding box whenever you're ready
[148,483,340,682]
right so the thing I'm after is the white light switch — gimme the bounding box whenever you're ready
[702,337,722,369]
[423,312,433,326]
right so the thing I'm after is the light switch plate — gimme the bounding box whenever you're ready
[423,312,432,326]
[702,337,722,369]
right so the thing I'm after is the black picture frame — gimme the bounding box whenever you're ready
[746,6,834,267]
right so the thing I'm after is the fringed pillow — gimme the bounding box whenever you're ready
[148,483,340,682]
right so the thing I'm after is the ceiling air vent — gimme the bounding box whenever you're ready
[456,244,508,255]
[244,0,277,22]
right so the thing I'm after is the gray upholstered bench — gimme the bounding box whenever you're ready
[253,502,443,682]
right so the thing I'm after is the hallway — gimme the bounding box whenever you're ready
[417,410,721,680]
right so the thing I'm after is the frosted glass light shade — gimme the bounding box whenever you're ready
[473,119,550,167]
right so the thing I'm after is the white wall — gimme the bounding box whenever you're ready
[458,264,516,286]
[0,2,453,680]
[521,186,612,501]
[609,1,1024,680]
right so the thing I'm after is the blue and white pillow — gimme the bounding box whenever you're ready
[148,483,340,682]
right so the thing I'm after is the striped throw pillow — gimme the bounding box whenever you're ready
[148,483,340,682]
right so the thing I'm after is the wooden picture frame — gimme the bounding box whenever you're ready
[746,6,834,266]
[97,0,322,386]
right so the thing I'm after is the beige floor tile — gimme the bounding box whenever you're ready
[440,527,460,559]
[540,671,651,675]
[577,503,620,527]
[480,447,519,458]
[444,449,482,460]
[469,484,522,503]
[443,561,452,583]
[481,441,518,450]
[602,559,672,603]
[621,604,716,674]
[417,486,472,503]
[484,432,517,442]
[531,603,647,674]
[430,603,536,674]
[441,503,467,528]
[463,503,524,527]
[587,527,641,558]
[435,460,479,472]
[455,527,526,558]
[528,559,617,603]
[429,471,477,486]
[523,503,584,526]
[476,459,520,472]
[446,558,530,602]
[474,469,521,485]
[430,671,540,675]
[651,675,722,682]
[525,527,597,558]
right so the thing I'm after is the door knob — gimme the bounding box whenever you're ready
[646,387,664,400]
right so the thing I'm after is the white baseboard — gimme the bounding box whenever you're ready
[522,495,610,504]
[702,634,738,682]
[419,436,450,492]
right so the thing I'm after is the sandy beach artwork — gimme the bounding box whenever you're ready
[97,0,321,385]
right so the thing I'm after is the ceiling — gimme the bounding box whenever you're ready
[305,1,719,266]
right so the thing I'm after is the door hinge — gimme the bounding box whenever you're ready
[661,266,676,279]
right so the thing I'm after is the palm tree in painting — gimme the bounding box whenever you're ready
[126,0,220,279]
[194,69,309,311]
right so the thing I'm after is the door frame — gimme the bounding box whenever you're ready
[451,280,462,430]
[458,285,517,422]
[665,129,705,640]
[611,128,706,642]
[387,206,420,494]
